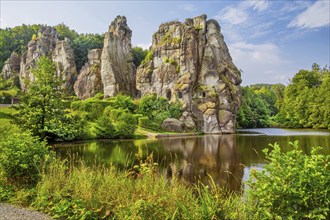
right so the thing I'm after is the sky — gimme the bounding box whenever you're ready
[0,0,329,86]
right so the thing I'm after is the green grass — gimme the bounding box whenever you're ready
[0,106,17,120]
[27,157,244,219]
[0,107,19,132]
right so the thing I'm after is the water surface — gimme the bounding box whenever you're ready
[55,128,330,192]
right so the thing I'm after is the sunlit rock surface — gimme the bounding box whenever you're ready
[136,15,241,133]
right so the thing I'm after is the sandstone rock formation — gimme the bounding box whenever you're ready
[74,49,103,99]
[52,38,77,94]
[101,16,136,97]
[19,26,77,94]
[136,15,241,133]
[20,26,59,92]
[162,118,184,132]
[1,52,21,87]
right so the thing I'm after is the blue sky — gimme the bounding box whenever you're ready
[1,0,329,85]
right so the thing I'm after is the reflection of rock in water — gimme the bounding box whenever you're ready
[161,135,244,192]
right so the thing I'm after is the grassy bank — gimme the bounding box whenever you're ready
[1,156,245,219]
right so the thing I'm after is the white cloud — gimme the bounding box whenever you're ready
[244,0,269,12]
[215,6,248,25]
[288,1,330,28]
[230,42,281,64]
[228,42,291,85]
[179,4,197,12]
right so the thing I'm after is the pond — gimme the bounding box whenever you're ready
[55,128,330,192]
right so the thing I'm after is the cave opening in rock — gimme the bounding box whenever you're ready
[166,90,172,100]
[178,91,182,99]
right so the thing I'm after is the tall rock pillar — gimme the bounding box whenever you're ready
[101,16,136,97]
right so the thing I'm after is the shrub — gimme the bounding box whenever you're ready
[138,94,182,130]
[45,113,88,141]
[115,112,137,138]
[246,141,330,219]
[0,131,52,184]
[94,114,116,139]
[70,98,111,121]
[108,94,137,113]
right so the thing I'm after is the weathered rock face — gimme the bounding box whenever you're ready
[1,52,21,87]
[19,26,77,94]
[52,39,77,94]
[74,49,103,99]
[101,15,136,97]
[136,15,241,133]
[20,26,59,91]
[162,118,184,132]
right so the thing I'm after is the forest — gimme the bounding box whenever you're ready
[237,63,330,129]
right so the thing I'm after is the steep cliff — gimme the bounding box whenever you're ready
[19,26,77,93]
[20,26,59,91]
[136,15,241,133]
[1,52,21,87]
[101,16,136,97]
[52,39,77,94]
[74,49,103,99]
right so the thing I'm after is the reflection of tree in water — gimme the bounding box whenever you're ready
[161,135,244,192]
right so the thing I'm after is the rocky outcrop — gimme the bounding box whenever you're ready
[20,26,59,92]
[1,52,21,87]
[162,118,184,132]
[101,15,136,97]
[52,39,77,94]
[136,15,241,133]
[19,26,77,94]
[74,49,103,99]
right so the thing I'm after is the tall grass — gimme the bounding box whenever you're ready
[31,157,244,219]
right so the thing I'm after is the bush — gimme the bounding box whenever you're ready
[0,131,52,184]
[246,141,330,219]
[108,94,137,113]
[94,115,116,139]
[138,94,182,130]
[45,113,88,141]
[70,98,111,121]
[115,112,137,138]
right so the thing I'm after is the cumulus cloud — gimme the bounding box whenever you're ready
[288,1,330,28]
[215,6,248,25]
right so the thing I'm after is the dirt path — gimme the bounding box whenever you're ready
[0,203,52,220]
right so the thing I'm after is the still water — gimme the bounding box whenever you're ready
[55,128,330,192]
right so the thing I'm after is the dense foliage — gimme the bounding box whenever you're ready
[131,46,148,67]
[237,84,284,128]
[0,76,19,102]
[0,24,41,70]
[276,64,330,128]
[55,23,104,72]
[246,141,329,219]
[138,94,182,130]
[14,56,85,141]
[0,130,50,184]
[0,23,104,74]
[238,64,329,129]
[71,33,104,72]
